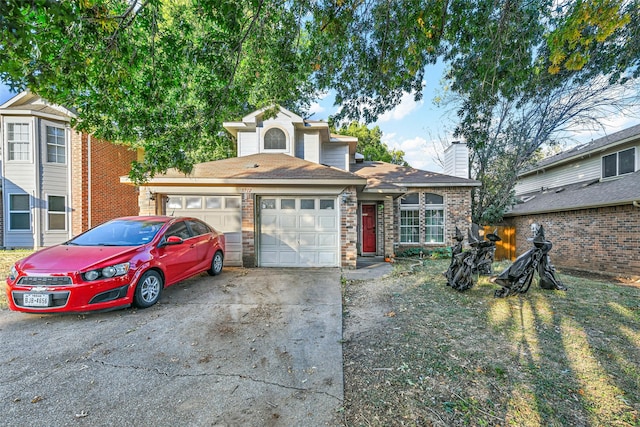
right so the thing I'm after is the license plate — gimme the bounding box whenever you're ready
[23,293,51,307]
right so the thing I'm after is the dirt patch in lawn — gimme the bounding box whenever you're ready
[340,259,640,426]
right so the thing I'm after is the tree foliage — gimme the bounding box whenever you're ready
[1,0,638,185]
[330,121,408,166]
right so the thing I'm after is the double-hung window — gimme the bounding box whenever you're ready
[46,126,66,164]
[602,147,636,178]
[47,195,66,231]
[9,194,30,230]
[7,123,30,161]
[424,193,444,243]
[400,193,420,243]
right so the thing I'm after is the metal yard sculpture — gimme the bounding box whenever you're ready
[444,225,485,291]
[493,225,568,298]
[473,227,502,275]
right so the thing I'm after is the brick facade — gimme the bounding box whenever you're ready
[70,131,139,236]
[241,192,256,267]
[391,187,474,253]
[341,186,358,269]
[505,204,640,277]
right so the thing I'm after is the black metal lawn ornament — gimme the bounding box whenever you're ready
[473,227,501,275]
[493,225,568,298]
[444,225,483,291]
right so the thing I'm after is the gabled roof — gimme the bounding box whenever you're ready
[351,161,481,193]
[129,153,367,186]
[0,91,76,121]
[521,124,640,177]
[223,105,314,137]
[506,171,640,216]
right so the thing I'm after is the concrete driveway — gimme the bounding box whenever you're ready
[0,268,343,426]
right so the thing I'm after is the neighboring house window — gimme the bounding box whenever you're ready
[602,147,636,178]
[9,194,30,230]
[46,126,66,164]
[47,195,66,231]
[400,193,420,243]
[264,128,286,150]
[424,193,444,243]
[7,123,30,161]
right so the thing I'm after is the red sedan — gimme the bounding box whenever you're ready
[6,216,225,313]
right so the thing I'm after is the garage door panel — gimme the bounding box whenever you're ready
[279,215,297,228]
[318,216,337,229]
[259,196,339,267]
[167,195,242,267]
[317,233,337,247]
[300,215,316,229]
[299,232,317,246]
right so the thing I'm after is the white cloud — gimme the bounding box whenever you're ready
[307,101,325,115]
[377,92,424,122]
[381,133,443,172]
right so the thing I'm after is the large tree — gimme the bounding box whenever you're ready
[1,0,638,184]
[1,0,318,181]
[330,121,408,166]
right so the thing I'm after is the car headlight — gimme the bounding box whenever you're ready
[83,262,130,281]
[8,265,18,281]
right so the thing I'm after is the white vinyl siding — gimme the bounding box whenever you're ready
[516,143,639,195]
[238,132,259,157]
[321,143,349,170]
[515,156,602,195]
[297,131,320,163]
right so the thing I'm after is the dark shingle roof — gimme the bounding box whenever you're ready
[351,161,481,192]
[506,171,640,216]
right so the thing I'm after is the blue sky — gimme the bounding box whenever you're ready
[2,72,638,173]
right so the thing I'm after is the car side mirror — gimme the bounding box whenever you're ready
[160,235,183,247]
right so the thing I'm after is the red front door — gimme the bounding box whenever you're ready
[362,204,376,253]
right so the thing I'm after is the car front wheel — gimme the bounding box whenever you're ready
[208,251,223,276]
[133,270,163,308]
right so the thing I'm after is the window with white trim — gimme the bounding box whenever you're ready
[264,128,286,150]
[424,193,444,243]
[47,195,66,231]
[602,147,635,178]
[9,194,30,230]
[7,123,30,161]
[46,126,66,164]
[400,193,420,243]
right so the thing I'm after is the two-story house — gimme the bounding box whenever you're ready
[0,92,139,248]
[505,124,640,276]
[127,106,481,269]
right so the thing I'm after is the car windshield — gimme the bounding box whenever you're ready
[67,219,165,246]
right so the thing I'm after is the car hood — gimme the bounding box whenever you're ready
[17,245,142,274]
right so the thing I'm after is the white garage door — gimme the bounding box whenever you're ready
[166,195,242,266]
[259,196,339,267]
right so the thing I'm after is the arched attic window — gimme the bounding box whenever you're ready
[264,128,287,150]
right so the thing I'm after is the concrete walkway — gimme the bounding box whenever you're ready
[342,256,394,281]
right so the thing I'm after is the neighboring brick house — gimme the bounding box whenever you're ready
[127,106,480,268]
[0,91,139,248]
[504,124,640,276]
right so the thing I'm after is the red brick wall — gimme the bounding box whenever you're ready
[241,192,256,267]
[393,187,474,252]
[505,204,640,277]
[341,186,358,269]
[70,131,138,236]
